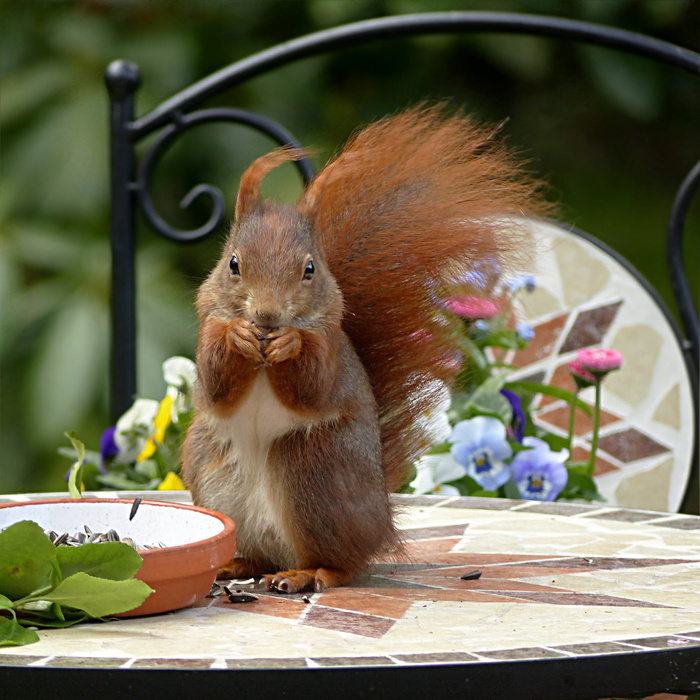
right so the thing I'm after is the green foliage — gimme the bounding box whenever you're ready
[0,521,154,646]
[1,0,697,493]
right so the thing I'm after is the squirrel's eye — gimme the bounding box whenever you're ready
[303,259,315,280]
[230,255,240,276]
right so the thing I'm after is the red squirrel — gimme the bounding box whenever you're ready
[181,105,544,593]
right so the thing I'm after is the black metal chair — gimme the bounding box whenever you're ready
[105,12,699,512]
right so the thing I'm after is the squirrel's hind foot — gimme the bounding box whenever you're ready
[263,568,353,594]
[217,556,275,581]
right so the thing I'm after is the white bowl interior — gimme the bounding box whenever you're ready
[0,501,224,548]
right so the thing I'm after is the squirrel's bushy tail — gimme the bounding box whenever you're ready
[299,104,547,491]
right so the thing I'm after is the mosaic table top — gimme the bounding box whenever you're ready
[1,490,699,698]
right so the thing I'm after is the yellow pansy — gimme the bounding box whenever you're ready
[158,471,186,490]
[137,394,174,462]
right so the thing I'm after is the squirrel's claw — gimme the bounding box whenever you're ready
[227,318,265,363]
[263,567,353,594]
[264,326,302,364]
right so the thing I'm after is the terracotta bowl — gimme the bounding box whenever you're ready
[0,498,236,616]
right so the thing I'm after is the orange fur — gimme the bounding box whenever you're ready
[182,105,546,592]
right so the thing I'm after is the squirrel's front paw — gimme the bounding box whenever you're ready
[227,318,264,362]
[265,326,302,364]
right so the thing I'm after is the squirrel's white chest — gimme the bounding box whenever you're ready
[227,370,308,455]
[200,371,309,567]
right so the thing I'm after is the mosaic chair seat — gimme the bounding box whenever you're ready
[105,13,699,513]
[507,218,696,513]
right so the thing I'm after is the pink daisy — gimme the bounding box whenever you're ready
[577,348,623,374]
[445,295,500,320]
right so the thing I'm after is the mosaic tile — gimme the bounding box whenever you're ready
[441,496,522,510]
[569,445,620,476]
[401,524,470,539]
[654,518,700,531]
[44,656,127,668]
[588,509,665,523]
[392,651,479,664]
[130,658,216,669]
[216,592,307,620]
[559,301,623,353]
[537,402,622,436]
[224,657,308,668]
[512,556,695,570]
[598,429,670,463]
[310,655,397,666]
[552,641,637,655]
[515,502,603,515]
[0,654,46,666]
[301,606,397,638]
[511,312,570,368]
[475,646,568,660]
[490,591,670,608]
[316,589,413,619]
[619,635,700,649]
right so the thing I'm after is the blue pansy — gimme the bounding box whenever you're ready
[510,437,569,501]
[450,416,513,491]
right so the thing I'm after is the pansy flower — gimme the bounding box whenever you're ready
[510,437,569,501]
[410,453,465,496]
[500,388,526,443]
[450,416,513,491]
[113,398,160,463]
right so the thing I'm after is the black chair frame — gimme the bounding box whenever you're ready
[105,12,699,512]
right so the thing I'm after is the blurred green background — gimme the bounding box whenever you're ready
[1,0,698,493]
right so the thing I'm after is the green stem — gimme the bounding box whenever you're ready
[587,379,602,476]
[567,386,580,453]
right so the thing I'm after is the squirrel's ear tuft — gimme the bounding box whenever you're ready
[235,147,310,221]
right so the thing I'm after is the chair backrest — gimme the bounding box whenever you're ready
[105,11,699,512]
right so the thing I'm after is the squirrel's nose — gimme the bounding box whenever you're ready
[252,307,281,329]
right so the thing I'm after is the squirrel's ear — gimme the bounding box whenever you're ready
[235,147,309,221]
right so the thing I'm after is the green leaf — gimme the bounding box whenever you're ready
[503,478,522,500]
[0,521,56,600]
[425,441,451,455]
[471,391,513,425]
[39,572,153,617]
[65,431,86,498]
[505,381,593,416]
[0,615,40,647]
[538,433,570,453]
[56,542,143,582]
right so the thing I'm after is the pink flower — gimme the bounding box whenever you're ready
[577,348,623,374]
[446,295,500,320]
[567,360,597,388]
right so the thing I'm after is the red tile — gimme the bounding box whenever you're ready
[316,590,412,620]
[511,313,571,368]
[301,606,397,638]
[559,302,623,353]
[216,593,306,620]
[570,446,619,476]
[537,403,622,436]
[598,429,670,463]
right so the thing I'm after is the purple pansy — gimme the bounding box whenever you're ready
[510,437,569,501]
[500,388,526,443]
[100,426,119,460]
